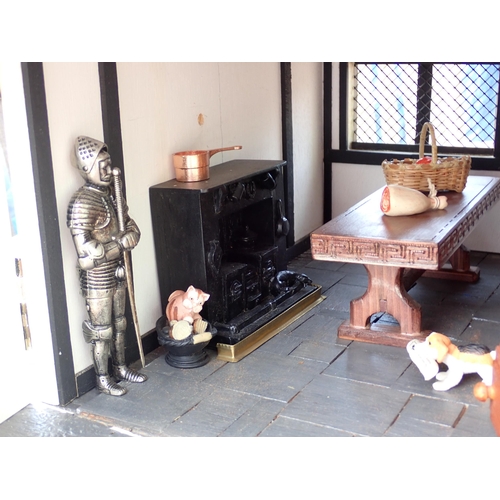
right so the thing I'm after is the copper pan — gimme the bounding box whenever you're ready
[173,146,242,182]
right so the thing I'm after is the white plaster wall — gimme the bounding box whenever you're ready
[291,62,324,241]
[462,170,500,252]
[116,62,282,337]
[115,62,177,339]
[43,62,105,374]
[218,62,282,160]
[331,162,386,217]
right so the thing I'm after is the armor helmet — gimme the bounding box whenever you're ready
[71,136,108,182]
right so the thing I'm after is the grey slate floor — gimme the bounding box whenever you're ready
[2,250,500,438]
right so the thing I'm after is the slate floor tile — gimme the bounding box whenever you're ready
[451,401,497,437]
[399,394,466,426]
[193,386,263,421]
[289,340,346,364]
[74,370,214,435]
[315,307,351,326]
[338,262,369,275]
[470,251,488,266]
[280,375,411,436]
[338,272,368,288]
[255,330,306,357]
[384,416,455,437]
[259,415,357,437]
[407,284,448,306]
[471,272,500,293]
[205,349,323,403]
[473,289,500,323]
[320,283,367,312]
[418,301,476,336]
[323,342,412,388]
[415,276,474,294]
[164,387,264,437]
[257,317,348,362]
[440,284,482,304]
[476,253,500,276]
[305,259,345,272]
[220,397,286,437]
[287,261,345,290]
[474,305,500,324]
[384,394,467,438]
[288,267,345,292]
[459,319,500,349]
[163,406,235,437]
[286,313,346,345]
[144,348,226,382]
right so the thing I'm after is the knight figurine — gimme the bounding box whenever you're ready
[67,136,147,396]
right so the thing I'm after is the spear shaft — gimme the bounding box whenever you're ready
[112,168,145,368]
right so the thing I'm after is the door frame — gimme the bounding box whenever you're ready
[22,63,77,405]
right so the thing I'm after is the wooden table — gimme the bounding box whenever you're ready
[310,175,500,348]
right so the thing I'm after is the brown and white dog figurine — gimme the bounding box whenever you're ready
[407,332,496,391]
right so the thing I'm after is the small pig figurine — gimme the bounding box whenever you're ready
[166,286,212,343]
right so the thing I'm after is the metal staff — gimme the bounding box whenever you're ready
[112,168,145,368]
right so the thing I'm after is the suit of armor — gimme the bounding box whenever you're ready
[67,136,147,396]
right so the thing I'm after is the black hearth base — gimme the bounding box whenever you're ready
[214,284,324,362]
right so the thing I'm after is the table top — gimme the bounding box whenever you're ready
[311,175,500,270]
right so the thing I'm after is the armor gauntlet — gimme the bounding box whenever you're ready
[73,233,122,271]
[119,218,141,251]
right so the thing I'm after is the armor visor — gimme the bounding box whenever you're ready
[71,136,108,178]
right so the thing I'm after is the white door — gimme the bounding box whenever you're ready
[0,130,33,424]
[0,62,59,424]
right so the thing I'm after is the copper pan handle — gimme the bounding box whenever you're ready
[208,146,242,158]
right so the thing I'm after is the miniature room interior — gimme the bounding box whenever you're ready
[1,61,500,440]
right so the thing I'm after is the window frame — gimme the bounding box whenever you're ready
[330,62,500,172]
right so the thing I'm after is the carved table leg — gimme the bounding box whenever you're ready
[423,245,480,283]
[338,264,428,348]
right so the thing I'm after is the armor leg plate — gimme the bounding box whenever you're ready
[111,329,148,384]
[92,340,127,396]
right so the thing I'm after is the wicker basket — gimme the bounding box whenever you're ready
[381,123,471,192]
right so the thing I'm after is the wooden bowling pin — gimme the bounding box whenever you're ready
[380,184,448,216]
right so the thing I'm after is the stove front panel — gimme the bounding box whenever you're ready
[150,160,288,341]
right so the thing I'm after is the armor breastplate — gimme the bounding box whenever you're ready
[67,185,120,243]
[67,184,124,292]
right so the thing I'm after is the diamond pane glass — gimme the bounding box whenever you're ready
[431,64,499,148]
[352,63,500,150]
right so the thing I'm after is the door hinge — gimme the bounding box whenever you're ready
[15,258,32,350]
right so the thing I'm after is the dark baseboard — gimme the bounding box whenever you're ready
[75,366,97,398]
[285,235,311,263]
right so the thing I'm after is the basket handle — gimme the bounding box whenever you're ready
[418,122,438,163]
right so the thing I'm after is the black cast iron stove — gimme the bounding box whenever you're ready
[149,159,322,361]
